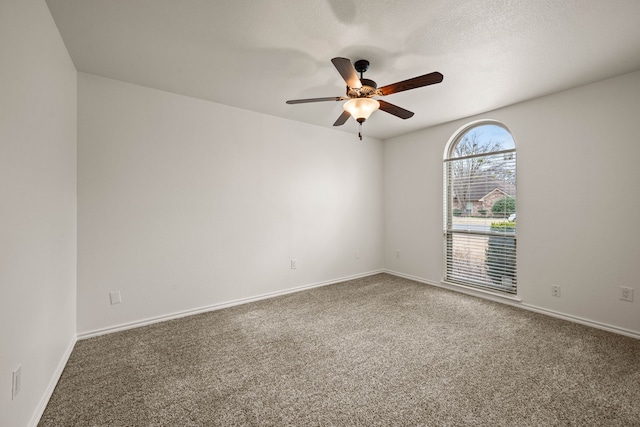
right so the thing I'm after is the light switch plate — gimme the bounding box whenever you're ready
[12,365,21,400]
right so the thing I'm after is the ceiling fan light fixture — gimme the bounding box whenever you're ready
[343,98,380,123]
[286,57,443,137]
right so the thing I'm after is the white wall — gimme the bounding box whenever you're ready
[77,73,384,335]
[0,1,77,426]
[1,4,636,423]
[384,71,640,336]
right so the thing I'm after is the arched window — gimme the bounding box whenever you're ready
[444,121,517,294]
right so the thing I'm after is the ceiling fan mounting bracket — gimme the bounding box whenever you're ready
[354,59,370,75]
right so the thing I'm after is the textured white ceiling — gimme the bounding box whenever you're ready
[46,0,640,140]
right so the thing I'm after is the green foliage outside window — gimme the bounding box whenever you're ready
[491,196,516,217]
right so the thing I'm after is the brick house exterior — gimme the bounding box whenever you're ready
[452,183,515,217]
[478,188,511,216]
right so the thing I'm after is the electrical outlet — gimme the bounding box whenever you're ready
[355,251,360,259]
[551,285,561,297]
[620,286,634,302]
[290,259,297,269]
[12,365,21,400]
[109,291,121,305]
[396,250,400,259]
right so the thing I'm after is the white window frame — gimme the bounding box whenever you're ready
[443,120,517,295]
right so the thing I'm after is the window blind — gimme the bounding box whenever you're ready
[444,149,517,294]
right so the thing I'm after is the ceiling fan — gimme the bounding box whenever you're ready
[286,57,443,139]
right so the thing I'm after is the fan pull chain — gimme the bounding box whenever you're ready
[359,122,362,141]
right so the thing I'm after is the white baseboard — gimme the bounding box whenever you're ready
[516,303,640,340]
[78,270,384,340]
[29,334,77,427]
[383,269,640,340]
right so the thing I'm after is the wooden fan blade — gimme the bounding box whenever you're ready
[333,110,351,126]
[378,100,414,119]
[378,72,443,96]
[331,57,362,89]
[286,97,345,104]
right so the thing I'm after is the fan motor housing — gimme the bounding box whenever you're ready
[347,78,377,98]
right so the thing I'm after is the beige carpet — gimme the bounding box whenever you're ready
[40,274,640,426]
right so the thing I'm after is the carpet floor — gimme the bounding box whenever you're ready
[39,274,640,426]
